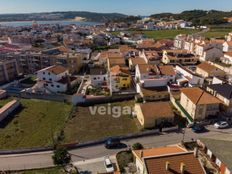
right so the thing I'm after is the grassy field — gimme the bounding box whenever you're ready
[0,98,72,149]
[142,29,198,40]
[111,29,199,40]
[21,167,64,174]
[202,28,231,39]
[63,100,140,144]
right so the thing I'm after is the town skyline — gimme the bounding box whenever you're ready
[0,0,232,15]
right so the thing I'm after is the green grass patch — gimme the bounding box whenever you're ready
[63,100,140,144]
[0,98,72,149]
[202,28,231,39]
[111,29,199,40]
[143,29,198,40]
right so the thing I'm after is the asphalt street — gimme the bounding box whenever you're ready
[0,125,232,171]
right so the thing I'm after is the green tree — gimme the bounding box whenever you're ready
[52,147,71,166]
[132,143,143,150]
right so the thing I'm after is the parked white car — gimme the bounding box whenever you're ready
[104,157,114,172]
[214,121,229,129]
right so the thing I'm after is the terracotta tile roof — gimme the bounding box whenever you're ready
[159,65,176,76]
[46,65,67,75]
[225,52,232,57]
[130,57,146,65]
[119,45,137,53]
[0,100,19,117]
[108,57,125,67]
[137,64,160,74]
[181,87,222,105]
[145,152,205,174]
[139,101,174,119]
[110,65,130,75]
[197,62,220,73]
[144,51,162,61]
[134,145,186,159]
[100,50,123,60]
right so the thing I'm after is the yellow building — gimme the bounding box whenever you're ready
[109,65,131,94]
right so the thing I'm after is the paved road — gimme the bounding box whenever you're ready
[1,125,232,171]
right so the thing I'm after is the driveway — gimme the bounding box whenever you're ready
[73,156,116,174]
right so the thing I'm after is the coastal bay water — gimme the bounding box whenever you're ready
[0,20,101,27]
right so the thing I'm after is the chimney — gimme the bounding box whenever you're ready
[194,147,199,158]
[180,162,186,174]
[166,161,170,171]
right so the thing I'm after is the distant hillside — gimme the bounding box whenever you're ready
[150,10,232,26]
[0,11,127,22]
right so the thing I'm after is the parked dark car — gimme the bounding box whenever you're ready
[105,137,121,149]
[192,124,206,133]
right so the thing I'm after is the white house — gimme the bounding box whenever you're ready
[90,67,107,87]
[174,34,186,49]
[184,40,195,53]
[194,39,224,62]
[135,64,176,89]
[221,52,232,65]
[223,41,232,52]
[37,65,77,93]
[139,50,162,64]
[175,65,204,87]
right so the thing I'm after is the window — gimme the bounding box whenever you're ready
[51,84,54,87]
[57,85,60,88]
[48,72,50,75]
[43,78,46,80]
[49,78,52,81]
[43,72,45,75]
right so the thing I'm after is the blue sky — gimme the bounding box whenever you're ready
[0,0,232,15]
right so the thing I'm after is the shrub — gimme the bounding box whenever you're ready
[132,143,143,150]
